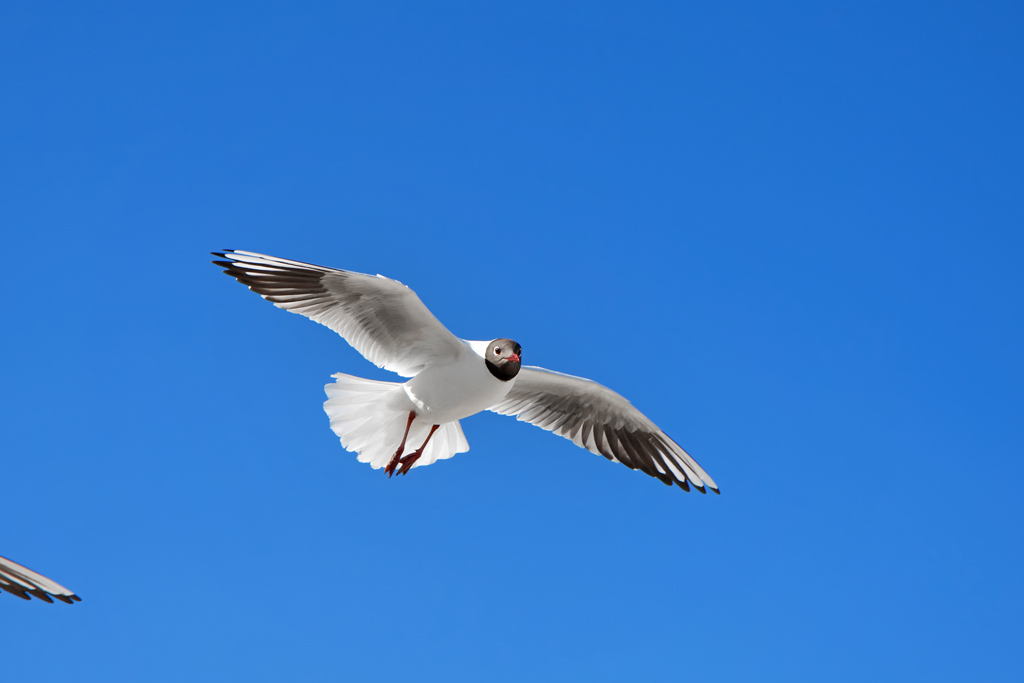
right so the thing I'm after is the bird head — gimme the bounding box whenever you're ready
[485,338,522,381]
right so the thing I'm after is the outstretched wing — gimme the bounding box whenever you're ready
[213,250,468,377]
[0,555,81,604]
[490,366,718,493]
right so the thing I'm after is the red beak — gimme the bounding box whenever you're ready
[506,353,520,363]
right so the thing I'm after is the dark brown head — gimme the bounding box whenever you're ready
[484,338,522,381]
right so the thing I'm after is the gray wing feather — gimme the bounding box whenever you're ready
[490,366,718,493]
[213,250,467,377]
[0,555,80,603]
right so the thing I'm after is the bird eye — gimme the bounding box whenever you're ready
[493,347,501,354]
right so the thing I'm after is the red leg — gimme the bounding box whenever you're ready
[397,424,440,476]
[385,411,417,478]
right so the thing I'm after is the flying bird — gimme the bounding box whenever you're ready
[0,555,81,604]
[213,250,718,493]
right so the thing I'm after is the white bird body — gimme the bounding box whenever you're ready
[322,341,515,471]
[405,342,517,424]
[214,249,718,492]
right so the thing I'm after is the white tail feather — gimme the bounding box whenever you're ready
[323,373,470,470]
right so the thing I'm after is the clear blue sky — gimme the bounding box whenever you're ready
[2,2,1021,681]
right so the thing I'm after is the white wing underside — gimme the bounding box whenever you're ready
[213,250,467,377]
[490,366,718,492]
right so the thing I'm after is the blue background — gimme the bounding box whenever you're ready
[2,2,1021,680]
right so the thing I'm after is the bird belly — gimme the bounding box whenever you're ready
[404,356,514,424]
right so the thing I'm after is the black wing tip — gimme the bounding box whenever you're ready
[211,249,239,268]
[210,249,243,266]
[0,585,80,603]
[1,585,26,600]
[672,478,720,495]
[31,590,55,603]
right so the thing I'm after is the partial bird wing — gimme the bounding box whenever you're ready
[490,366,718,493]
[213,250,467,377]
[0,555,81,604]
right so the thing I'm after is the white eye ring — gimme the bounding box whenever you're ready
[493,347,501,354]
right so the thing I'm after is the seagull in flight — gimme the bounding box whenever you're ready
[0,555,81,604]
[213,250,718,493]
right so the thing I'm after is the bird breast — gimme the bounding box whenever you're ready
[404,353,515,424]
